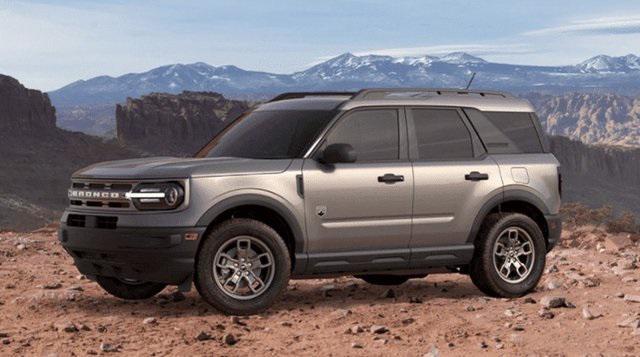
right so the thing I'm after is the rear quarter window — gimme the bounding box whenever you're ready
[464,109,544,154]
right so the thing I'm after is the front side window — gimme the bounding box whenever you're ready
[410,108,474,160]
[323,109,399,162]
[196,109,336,159]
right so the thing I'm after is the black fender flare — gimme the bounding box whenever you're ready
[195,194,305,254]
[465,188,550,244]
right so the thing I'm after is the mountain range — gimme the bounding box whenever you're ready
[48,52,640,137]
[50,52,640,106]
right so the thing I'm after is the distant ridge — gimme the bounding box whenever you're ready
[47,52,640,139]
[49,52,640,107]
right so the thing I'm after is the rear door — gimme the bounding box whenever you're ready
[302,108,413,273]
[407,107,503,267]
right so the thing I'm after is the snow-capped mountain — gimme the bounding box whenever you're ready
[49,52,640,107]
[438,52,487,64]
[47,52,640,136]
[50,62,293,106]
[577,54,640,73]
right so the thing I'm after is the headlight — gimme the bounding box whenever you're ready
[126,182,185,210]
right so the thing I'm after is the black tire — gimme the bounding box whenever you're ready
[194,218,291,315]
[470,213,546,298]
[356,274,426,286]
[96,276,166,300]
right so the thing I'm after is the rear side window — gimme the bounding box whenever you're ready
[410,108,474,160]
[464,109,543,154]
[324,109,399,162]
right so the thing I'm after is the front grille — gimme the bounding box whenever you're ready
[68,180,135,211]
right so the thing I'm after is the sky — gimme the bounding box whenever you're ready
[2,0,640,91]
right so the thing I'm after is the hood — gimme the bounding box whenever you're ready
[73,156,293,180]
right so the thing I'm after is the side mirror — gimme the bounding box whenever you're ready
[320,143,357,164]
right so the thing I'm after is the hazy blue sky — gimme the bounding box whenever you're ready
[2,0,640,90]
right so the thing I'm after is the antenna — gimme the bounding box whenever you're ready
[465,72,476,90]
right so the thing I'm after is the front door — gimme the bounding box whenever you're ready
[302,108,413,273]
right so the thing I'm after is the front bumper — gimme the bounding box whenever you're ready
[545,213,563,251]
[58,224,206,285]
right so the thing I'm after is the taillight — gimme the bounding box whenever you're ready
[557,166,562,198]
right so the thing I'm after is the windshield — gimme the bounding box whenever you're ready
[196,109,337,159]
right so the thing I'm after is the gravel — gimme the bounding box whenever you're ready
[540,296,569,309]
[99,343,119,353]
[370,325,389,334]
[223,333,238,346]
[623,295,640,303]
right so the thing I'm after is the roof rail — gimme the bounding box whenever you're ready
[268,92,357,102]
[352,88,509,100]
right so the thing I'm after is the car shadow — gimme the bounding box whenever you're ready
[42,276,487,318]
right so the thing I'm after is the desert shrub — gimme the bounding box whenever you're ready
[606,211,639,234]
[561,203,639,233]
[560,203,612,227]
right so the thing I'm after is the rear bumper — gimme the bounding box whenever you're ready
[545,213,563,251]
[58,224,206,285]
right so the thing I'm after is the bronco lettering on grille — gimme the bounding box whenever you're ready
[68,190,127,200]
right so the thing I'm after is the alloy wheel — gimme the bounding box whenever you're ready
[212,236,275,300]
[492,227,535,283]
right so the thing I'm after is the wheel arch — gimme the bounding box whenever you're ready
[467,189,551,247]
[195,194,305,269]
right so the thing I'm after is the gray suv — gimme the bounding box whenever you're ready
[59,89,562,315]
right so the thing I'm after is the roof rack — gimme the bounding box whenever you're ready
[352,88,509,100]
[268,92,357,102]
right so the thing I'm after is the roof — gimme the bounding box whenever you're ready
[265,88,535,113]
[256,96,352,111]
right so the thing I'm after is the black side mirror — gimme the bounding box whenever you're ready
[320,143,357,164]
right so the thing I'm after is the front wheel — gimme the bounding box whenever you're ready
[96,276,166,300]
[194,218,291,315]
[470,213,546,297]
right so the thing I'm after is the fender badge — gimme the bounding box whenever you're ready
[315,206,327,217]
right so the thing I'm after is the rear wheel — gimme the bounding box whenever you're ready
[356,274,426,286]
[470,213,546,297]
[195,218,291,315]
[96,276,166,300]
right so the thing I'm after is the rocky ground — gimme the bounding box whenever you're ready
[0,226,639,356]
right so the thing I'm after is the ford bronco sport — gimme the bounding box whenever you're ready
[59,89,562,315]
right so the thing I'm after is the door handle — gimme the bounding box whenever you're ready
[465,171,489,181]
[378,173,404,183]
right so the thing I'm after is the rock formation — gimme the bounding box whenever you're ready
[0,75,56,133]
[0,75,133,231]
[116,91,249,156]
[549,136,640,216]
[526,93,640,147]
